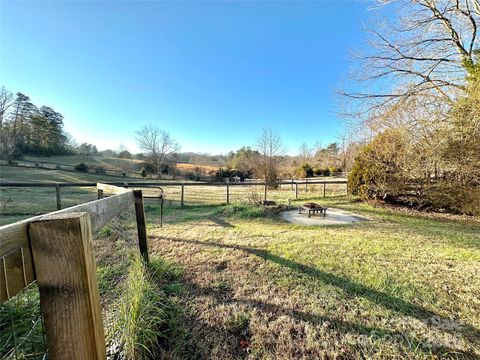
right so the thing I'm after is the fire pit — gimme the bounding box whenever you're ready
[299,202,327,218]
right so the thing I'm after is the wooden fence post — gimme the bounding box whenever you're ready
[29,212,106,360]
[323,181,326,197]
[305,179,308,192]
[226,182,230,204]
[55,184,62,210]
[295,182,298,199]
[133,190,149,263]
[291,179,294,190]
[264,182,267,202]
[181,183,185,207]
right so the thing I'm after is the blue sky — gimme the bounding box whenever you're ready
[1,1,373,155]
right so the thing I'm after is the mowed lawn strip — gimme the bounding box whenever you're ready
[147,198,480,359]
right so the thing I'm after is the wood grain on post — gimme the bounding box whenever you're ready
[55,184,62,210]
[133,190,149,263]
[28,212,106,360]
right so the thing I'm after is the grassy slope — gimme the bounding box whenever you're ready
[23,154,220,173]
[146,197,480,359]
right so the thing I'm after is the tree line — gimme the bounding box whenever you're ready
[0,90,71,158]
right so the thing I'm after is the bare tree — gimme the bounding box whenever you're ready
[135,125,180,178]
[341,0,479,128]
[298,142,312,164]
[0,87,13,128]
[254,127,284,186]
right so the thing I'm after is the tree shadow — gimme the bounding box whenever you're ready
[157,236,480,345]
[183,279,478,359]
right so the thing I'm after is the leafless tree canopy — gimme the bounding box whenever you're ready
[254,127,284,185]
[342,0,479,126]
[135,125,180,177]
[0,87,14,128]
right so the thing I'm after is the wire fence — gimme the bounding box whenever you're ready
[1,181,348,226]
[1,201,143,359]
[0,282,47,359]
[94,204,141,359]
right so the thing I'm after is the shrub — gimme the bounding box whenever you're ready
[302,163,314,178]
[348,130,409,200]
[140,167,147,178]
[95,166,106,175]
[74,162,88,172]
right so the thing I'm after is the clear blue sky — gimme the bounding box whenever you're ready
[1,1,372,155]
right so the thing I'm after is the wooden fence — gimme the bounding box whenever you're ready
[0,183,149,359]
[0,179,348,210]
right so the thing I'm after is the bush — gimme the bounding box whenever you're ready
[419,183,480,215]
[140,167,147,178]
[302,163,314,178]
[314,167,330,176]
[348,129,409,201]
[74,162,88,172]
[95,166,106,175]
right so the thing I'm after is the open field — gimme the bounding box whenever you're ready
[18,155,220,177]
[0,166,347,225]
[144,197,480,359]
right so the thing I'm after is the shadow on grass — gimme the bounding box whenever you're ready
[158,236,480,348]
[184,280,478,359]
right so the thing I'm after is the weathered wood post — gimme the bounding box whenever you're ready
[29,212,107,360]
[305,179,308,192]
[55,183,62,210]
[295,182,298,199]
[323,181,326,197]
[133,190,149,263]
[291,179,294,190]
[226,181,230,205]
[264,182,267,203]
[181,183,185,207]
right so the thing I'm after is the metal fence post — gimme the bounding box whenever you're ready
[133,190,149,263]
[226,182,230,204]
[55,184,62,210]
[181,183,185,207]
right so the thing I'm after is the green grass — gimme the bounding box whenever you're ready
[145,197,480,359]
[23,154,144,172]
[0,165,346,225]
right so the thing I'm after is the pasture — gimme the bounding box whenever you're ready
[0,166,346,225]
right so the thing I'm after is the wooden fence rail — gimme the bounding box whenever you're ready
[0,183,150,359]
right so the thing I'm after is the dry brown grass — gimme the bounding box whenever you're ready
[147,198,480,359]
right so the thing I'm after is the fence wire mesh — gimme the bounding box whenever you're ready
[92,204,142,360]
[0,281,47,360]
[1,200,142,360]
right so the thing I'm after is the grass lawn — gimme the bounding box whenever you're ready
[145,196,480,359]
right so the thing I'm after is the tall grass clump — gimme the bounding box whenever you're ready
[109,252,165,359]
